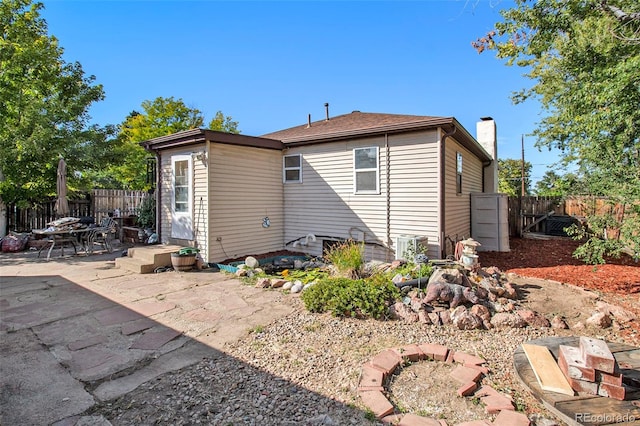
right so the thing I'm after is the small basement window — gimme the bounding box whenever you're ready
[283,154,302,183]
[354,146,379,193]
[456,151,463,194]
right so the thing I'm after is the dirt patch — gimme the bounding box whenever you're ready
[388,361,486,423]
[480,236,640,341]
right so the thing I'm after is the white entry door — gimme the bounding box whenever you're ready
[171,155,193,240]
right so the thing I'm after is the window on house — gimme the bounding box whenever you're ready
[456,152,463,194]
[174,159,190,212]
[354,146,379,193]
[283,154,302,183]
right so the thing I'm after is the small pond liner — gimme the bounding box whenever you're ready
[213,255,310,274]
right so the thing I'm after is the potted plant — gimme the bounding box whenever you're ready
[171,247,199,271]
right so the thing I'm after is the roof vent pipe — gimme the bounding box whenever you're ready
[307,114,311,128]
[324,102,329,121]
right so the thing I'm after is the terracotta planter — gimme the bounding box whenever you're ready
[171,252,196,271]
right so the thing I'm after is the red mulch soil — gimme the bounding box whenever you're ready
[481,237,640,340]
[479,237,640,295]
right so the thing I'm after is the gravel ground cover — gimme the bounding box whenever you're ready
[89,296,633,425]
[88,237,639,425]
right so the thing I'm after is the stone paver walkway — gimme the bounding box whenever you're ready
[0,248,297,425]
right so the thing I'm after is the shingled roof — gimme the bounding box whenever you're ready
[262,110,491,161]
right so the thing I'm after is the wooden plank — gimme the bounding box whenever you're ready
[515,338,640,426]
[522,343,575,396]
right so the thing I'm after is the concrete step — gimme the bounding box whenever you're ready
[127,245,183,265]
[115,256,159,274]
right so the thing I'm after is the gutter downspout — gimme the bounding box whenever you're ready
[439,125,457,259]
[385,133,391,261]
[205,138,211,262]
[153,149,161,244]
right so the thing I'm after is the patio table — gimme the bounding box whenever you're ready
[32,228,93,260]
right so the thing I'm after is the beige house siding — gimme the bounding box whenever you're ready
[158,145,208,252]
[443,137,484,256]
[207,143,284,262]
[284,130,441,261]
[388,131,440,260]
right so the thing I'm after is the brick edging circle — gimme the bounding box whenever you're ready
[358,343,531,426]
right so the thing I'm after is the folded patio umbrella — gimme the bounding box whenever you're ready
[54,157,70,217]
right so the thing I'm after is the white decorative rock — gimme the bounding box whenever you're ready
[291,282,303,293]
[245,256,259,268]
[282,281,293,290]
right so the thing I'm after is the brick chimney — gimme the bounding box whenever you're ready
[476,117,498,193]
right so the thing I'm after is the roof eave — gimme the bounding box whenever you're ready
[140,129,283,151]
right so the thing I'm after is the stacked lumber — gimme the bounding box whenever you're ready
[557,336,626,400]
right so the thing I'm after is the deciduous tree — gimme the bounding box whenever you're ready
[475,0,640,262]
[498,158,531,196]
[0,0,111,235]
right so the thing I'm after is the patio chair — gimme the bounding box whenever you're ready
[84,217,117,254]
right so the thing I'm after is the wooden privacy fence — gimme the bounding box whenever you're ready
[92,189,148,223]
[507,196,630,237]
[7,199,92,233]
[508,196,564,237]
[6,189,149,233]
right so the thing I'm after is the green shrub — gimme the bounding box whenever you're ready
[301,275,400,319]
[324,240,365,279]
[391,262,433,280]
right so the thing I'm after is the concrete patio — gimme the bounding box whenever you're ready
[0,246,298,425]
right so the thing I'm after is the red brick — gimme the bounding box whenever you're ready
[358,386,385,392]
[359,390,395,418]
[457,381,478,397]
[381,414,404,425]
[360,364,385,388]
[474,385,506,399]
[566,377,597,395]
[453,351,485,366]
[464,363,490,375]
[481,394,514,414]
[392,344,425,362]
[598,382,626,400]
[397,414,442,426]
[418,343,449,361]
[580,336,615,374]
[596,366,623,386]
[493,409,531,426]
[558,345,596,382]
[450,365,483,384]
[370,349,403,375]
[445,349,455,363]
[454,421,492,426]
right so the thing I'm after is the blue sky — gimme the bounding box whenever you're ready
[41,0,557,184]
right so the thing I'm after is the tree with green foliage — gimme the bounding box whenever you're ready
[106,97,239,190]
[498,158,531,196]
[208,110,240,134]
[475,0,640,263]
[0,0,113,235]
[534,170,586,197]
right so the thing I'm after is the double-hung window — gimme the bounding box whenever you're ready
[354,147,379,194]
[283,154,302,183]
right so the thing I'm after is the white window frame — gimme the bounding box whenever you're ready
[171,154,193,239]
[283,154,302,183]
[353,146,380,194]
